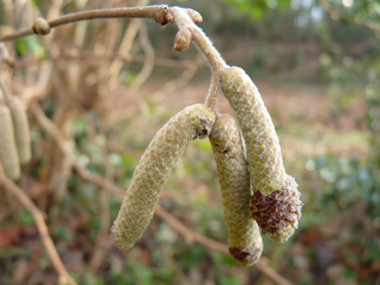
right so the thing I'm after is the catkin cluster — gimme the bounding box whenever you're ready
[0,95,31,180]
[112,68,303,263]
[112,8,302,262]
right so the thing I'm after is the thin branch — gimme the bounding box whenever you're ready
[169,7,228,114]
[0,5,170,42]
[0,165,77,285]
[31,101,293,285]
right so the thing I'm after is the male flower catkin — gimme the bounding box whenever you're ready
[209,114,262,266]
[221,66,302,243]
[0,104,21,180]
[8,96,31,165]
[111,104,215,250]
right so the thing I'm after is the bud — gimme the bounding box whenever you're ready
[32,17,51,35]
[186,8,203,23]
[174,28,192,52]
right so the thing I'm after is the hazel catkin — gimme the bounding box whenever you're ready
[221,66,302,243]
[8,96,31,165]
[0,104,21,180]
[111,104,215,250]
[209,114,262,266]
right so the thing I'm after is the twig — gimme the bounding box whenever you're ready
[0,164,77,285]
[31,101,293,285]
[170,7,228,113]
[318,0,380,35]
[0,5,170,42]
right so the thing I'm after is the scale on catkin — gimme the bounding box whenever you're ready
[111,104,215,250]
[221,66,303,243]
[209,114,263,266]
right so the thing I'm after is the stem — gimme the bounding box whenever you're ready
[0,5,170,42]
[170,7,228,113]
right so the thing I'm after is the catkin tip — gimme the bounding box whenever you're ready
[229,242,263,266]
[251,175,303,243]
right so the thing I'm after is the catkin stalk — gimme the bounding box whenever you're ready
[0,105,21,180]
[221,67,302,243]
[111,104,215,250]
[209,114,262,266]
[8,96,31,165]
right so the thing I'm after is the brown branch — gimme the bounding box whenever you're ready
[318,0,380,35]
[0,5,170,42]
[0,165,77,285]
[31,101,293,285]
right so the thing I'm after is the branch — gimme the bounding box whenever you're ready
[169,7,228,113]
[318,0,380,35]
[0,5,170,42]
[31,101,293,285]
[0,165,77,285]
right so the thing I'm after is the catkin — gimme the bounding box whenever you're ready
[0,105,21,180]
[221,66,302,243]
[112,104,215,250]
[209,114,262,266]
[8,96,31,165]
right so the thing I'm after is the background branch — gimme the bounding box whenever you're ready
[318,0,380,35]
[0,164,77,285]
[0,5,170,42]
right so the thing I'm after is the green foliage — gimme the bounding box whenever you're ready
[225,0,291,20]
[15,37,46,58]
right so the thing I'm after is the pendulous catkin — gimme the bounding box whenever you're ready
[111,104,215,250]
[209,114,262,266]
[221,66,302,243]
[0,104,21,180]
[8,96,31,165]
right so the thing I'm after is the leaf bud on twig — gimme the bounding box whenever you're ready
[186,8,203,23]
[32,17,51,35]
[174,28,192,52]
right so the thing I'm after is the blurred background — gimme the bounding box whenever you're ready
[0,0,379,284]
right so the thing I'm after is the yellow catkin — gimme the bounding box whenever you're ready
[209,114,263,266]
[0,105,21,180]
[112,104,215,250]
[221,66,302,243]
[8,96,31,165]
